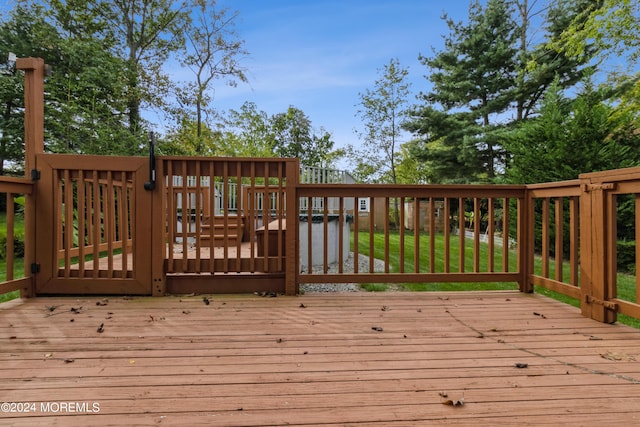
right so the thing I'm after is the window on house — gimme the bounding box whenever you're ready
[358,198,370,212]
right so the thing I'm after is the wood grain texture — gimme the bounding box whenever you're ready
[2,291,639,426]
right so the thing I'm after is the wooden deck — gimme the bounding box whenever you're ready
[1,291,640,426]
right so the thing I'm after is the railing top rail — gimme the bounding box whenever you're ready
[580,166,640,183]
[160,156,296,163]
[297,183,526,198]
[525,179,581,190]
[0,176,34,194]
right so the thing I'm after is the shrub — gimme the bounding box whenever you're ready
[0,231,25,260]
[617,240,636,274]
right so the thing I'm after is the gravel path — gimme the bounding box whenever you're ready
[299,253,386,293]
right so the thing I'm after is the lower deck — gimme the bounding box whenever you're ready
[1,291,640,426]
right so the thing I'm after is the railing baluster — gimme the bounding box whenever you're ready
[194,162,202,273]
[77,171,85,277]
[473,197,480,273]
[429,197,435,273]
[444,197,450,273]
[369,197,375,273]
[542,197,550,278]
[503,198,509,272]
[323,196,329,274]
[488,198,495,273]
[555,198,563,282]
[459,197,465,273]
[6,194,14,281]
[413,197,419,273]
[63,169,73,278]
[384,197,390,273]
[180,161,188,273]
[570,196,578,285]
[399,196,405,274]
[353,196,359,274]
[106,170,115,277]
[92,171,100,277]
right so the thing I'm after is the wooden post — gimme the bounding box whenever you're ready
[16,58,46,298]
[518,193,534,293]
[151,158,166,296]
[284,158,299,295]
[579,178,617,323]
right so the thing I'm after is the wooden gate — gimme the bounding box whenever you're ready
[34,154,153,295]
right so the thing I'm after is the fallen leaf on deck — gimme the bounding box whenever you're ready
[441,397,464,406]
[533,312,546,319]
[381,305,389,311]
[203,297,210,305]
[438,391,448,398]
[64,358,74,364]
[601,351,636,361]
[96,323,104,333]
[299,303,306,308]
[515,363,528,368]
[70,306,83,314]
[371,326,384,332]
[44,353,53,359]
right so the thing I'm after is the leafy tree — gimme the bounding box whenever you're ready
[553,0,640,64]
[395,143,432,184]
[177,1,248,153]
[0,4,59,174]
[514,0,602,121]
[406,0,517,183]
[505,76,640,184]
[349,58,410,184]
[218,102,275,157]
[272,106,337,167]
[99,0,192,135]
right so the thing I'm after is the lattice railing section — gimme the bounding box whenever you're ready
[56,169,135,278]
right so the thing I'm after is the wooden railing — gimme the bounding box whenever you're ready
[296,183,527,288]
[157,157,299,295]
[579,168,640,322]
[54,167,136,279]
[524,179,582,298]
[523,168,640,323]
[0,176,34,298]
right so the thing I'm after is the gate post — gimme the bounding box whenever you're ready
[284,159,299,295]
[16,58,46,298]
[518,191,533,293]
[151,158,166,296]
[579,176,617,323]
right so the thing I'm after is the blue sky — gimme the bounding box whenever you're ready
[179,0,476,156]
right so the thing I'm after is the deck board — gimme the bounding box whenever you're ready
[1,291,640,426]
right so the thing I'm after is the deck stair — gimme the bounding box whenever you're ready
[199,215,245,246]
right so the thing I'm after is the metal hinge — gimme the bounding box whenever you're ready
[584,294,618,311]
[31,169,40,181]
[30,263,40,274]
[582,183,615,192]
